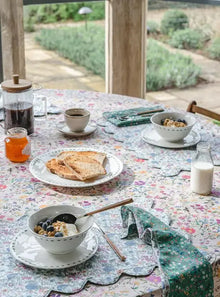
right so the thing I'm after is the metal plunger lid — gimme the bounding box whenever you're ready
[1,74,32,93]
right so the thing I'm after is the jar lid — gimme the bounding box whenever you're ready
[7,127,28,137]
[1,74,32,93]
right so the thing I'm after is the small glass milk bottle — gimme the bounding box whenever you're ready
[190,142,214,195]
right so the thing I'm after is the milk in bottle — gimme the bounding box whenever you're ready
[190,143,214,195]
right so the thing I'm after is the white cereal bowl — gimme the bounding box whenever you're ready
[28,205,94,254]
[151,111,196,142]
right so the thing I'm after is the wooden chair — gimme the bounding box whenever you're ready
[187,101,220,121]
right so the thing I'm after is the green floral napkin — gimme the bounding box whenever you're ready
[103,106,163,127]
[121,205,214,297]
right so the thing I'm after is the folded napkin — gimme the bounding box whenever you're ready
[121,205,214,297]
[103,106,163,127]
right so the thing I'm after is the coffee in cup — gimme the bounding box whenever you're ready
[64,108,90,132]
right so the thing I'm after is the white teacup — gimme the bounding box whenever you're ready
[64,108,90,132]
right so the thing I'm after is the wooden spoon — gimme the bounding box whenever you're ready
[52,198,133,224]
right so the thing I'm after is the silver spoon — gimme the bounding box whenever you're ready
[118,108,164,121]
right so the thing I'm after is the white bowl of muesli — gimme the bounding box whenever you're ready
[28,205,94,254]
[151,111,196,142]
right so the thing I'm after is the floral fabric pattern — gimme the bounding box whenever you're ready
[0,89,219,297]
[97,116,220,176]
[121,205,214,297]
[0,206,171,297]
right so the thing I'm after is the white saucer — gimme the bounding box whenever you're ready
[56,122,97,136]
[10,229,98,269]
[141,125,200,149]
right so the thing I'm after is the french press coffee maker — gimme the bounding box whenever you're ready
[1,74,34,135]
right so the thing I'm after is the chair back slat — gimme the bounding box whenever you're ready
[187,101,220,121]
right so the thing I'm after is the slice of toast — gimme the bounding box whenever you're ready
[64,155,106,181]
[46,158,79,180]
[57,151,106,165]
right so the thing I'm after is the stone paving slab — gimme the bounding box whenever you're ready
[25,33,105,91]
[156,41,220,83]
[168,83,220,109]
[147,91,178,102]
[147,96,189,110]
[42,78,94,90]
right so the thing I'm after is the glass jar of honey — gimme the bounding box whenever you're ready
[5,127,31,162]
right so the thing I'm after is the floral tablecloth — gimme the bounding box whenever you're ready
[0,89,220,297]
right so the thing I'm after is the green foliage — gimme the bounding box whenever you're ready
[23,2,105,26]
[207,37,220,60]
[36,25,200,91]
[196,25,212,43]
[147,39,200,90]
[23,6,36,32]
[169,28,204,49]
[160,10,189,35]
[87,3,105,21]
[148,0,202,10]
[36,24,105,78]
[24,17,35,32]
[23,11,34,32]
[147,21,159,34]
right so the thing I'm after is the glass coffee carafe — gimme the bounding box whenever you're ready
[1,74,34,135]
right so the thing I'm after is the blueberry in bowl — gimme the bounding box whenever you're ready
[28,205,94,254]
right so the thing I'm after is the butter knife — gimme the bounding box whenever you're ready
[93,222,126,261]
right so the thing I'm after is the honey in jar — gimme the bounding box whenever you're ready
[5,127,31,162]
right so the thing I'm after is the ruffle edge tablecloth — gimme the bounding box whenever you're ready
[1,203,214,297]
[1,204,166,297]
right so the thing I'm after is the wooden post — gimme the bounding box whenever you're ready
[106,0,147,98]
[0,0,25,80]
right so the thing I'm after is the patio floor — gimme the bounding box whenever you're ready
[25,32,220,113]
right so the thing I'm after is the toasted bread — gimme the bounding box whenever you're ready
[46,158,57,174]
[64,155,106,181]
[46,158,79,180]
[57,151,106,165]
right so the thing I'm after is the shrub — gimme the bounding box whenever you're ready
[23,2,105,26]
[207,37,220,60]
[147,21,159,34]
[36,25,200,91]
[24,17,35,32]
[169,28,204,49]
[23,7,36,32]
[36,24,105,78]
[148,0,201,10]
[147,39,200,90]
[161,10,189,35]
[196,24,212,43]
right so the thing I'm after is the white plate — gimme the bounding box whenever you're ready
[141,125,200,148]
[10,229,98,270]
[29,147,123,187]
[56,122,97,136]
